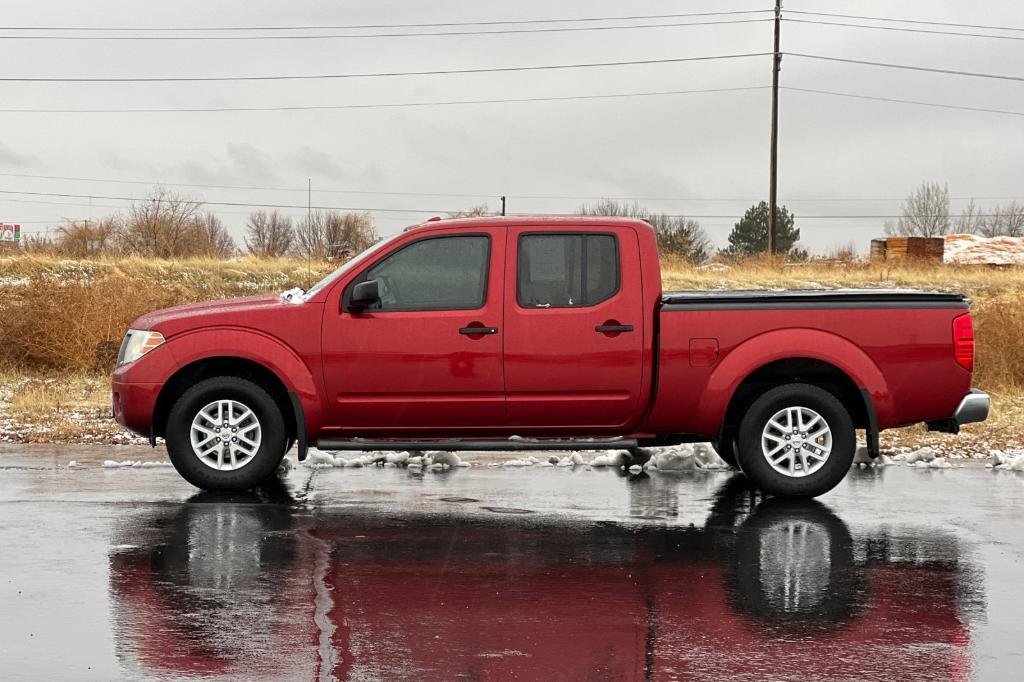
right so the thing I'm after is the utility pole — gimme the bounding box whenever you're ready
[306,178,312,289]
[767,0,781,256]
[500,195,506,216]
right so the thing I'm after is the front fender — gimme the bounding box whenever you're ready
[165,327,324,437]
[695,328,892,433]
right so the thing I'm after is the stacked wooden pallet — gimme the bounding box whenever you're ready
[870,237,945,262]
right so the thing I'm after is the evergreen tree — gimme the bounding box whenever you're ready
[723,201,802,258]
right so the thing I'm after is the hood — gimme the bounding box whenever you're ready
[131,294,287,336]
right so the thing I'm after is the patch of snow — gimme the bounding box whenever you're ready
[427,451,463,467]
[280,287,306,304]
[102,459,172,468]
[944,233,1024,266]
[894,447,937,464]
[645,443,730,471]
[307,451,338,467]
[628,464,643,474]
[989,449,1024,471]
[590,450,632,468]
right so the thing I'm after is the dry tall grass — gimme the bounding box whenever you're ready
[0,255,333,372]
[2,254,1023,392]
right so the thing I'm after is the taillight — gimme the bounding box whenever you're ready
[953,313,974,372]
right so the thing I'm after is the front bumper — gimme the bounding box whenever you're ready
[111,377,161,438]
[954,389,990,426]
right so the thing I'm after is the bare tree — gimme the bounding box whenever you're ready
[885,181,951,237]
[956,198,983,234]
[117,187,206,257]
[577,198,711,262]
[446,205,491,218]
[294,210,377,260]
[245,210,294,257]
[979,201,1024,237]
[56,218,120,257]
[193,213,236,257]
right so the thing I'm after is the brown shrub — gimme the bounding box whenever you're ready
[1,277,181,371]
[972,293,1024,391]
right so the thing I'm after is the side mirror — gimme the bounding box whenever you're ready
[347,279,380,312]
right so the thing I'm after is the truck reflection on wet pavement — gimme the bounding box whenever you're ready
[105,473,982,681]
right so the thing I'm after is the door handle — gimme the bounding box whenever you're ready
[595,324,634,333]
[459,325,498,335]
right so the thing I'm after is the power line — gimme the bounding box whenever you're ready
[0,85,769,114]
[0,18,773,40]
[2,189,1018,220]
[0,10,773,32]
[787,53,1024,83]
[0,52,771,83]
[785,17,1024,42]
[784,86,1024,117]
[3,172,1020,204]
[0,189,452,214]
[785,10,1024,33]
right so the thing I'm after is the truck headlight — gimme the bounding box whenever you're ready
[117,330,165,367]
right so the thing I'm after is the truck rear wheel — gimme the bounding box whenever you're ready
[166,376,288,491]
[736,383,855,498]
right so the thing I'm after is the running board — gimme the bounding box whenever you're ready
[314,438,638,452]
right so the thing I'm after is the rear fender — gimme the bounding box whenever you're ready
[165,328,323,438]
[697,328,891,434]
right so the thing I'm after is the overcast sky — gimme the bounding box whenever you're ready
[2,0,1023,254]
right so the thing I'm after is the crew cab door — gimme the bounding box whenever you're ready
[503,225,644,429]
[320,227,506,432]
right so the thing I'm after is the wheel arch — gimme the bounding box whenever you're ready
[153,356,286,435]
[720,357,868,438]
[700,329,890,452]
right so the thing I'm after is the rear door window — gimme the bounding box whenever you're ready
[517,234,619,308]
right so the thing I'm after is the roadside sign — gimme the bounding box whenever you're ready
[0,224,21,243]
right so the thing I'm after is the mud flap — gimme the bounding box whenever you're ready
[288,392,309,462]
[859,387,880,459]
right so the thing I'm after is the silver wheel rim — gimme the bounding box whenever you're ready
[190,399,261,471]
[761,406,832,478]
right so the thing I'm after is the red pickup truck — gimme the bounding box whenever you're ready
[111,216,988,497]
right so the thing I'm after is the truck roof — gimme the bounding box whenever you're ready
[403,215,653,232]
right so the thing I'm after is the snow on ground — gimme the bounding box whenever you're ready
[101,460,173,468]
[987,449,1024,471]
[42,442,1024,474]
[944,233,1024,266]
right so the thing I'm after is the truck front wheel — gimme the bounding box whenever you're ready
[736,383,855,498]
[165,376,288,491]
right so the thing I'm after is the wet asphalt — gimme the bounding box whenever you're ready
[1,447,1023,681]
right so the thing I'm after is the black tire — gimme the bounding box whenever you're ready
[736,383,855,498]
[166,376,288,491]
[713,433,740,469]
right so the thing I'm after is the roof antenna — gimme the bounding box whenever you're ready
[500,195,506,216]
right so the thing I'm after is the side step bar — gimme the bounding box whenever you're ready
[315,438,638,452]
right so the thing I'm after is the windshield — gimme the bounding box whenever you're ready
[301,234,402,300]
